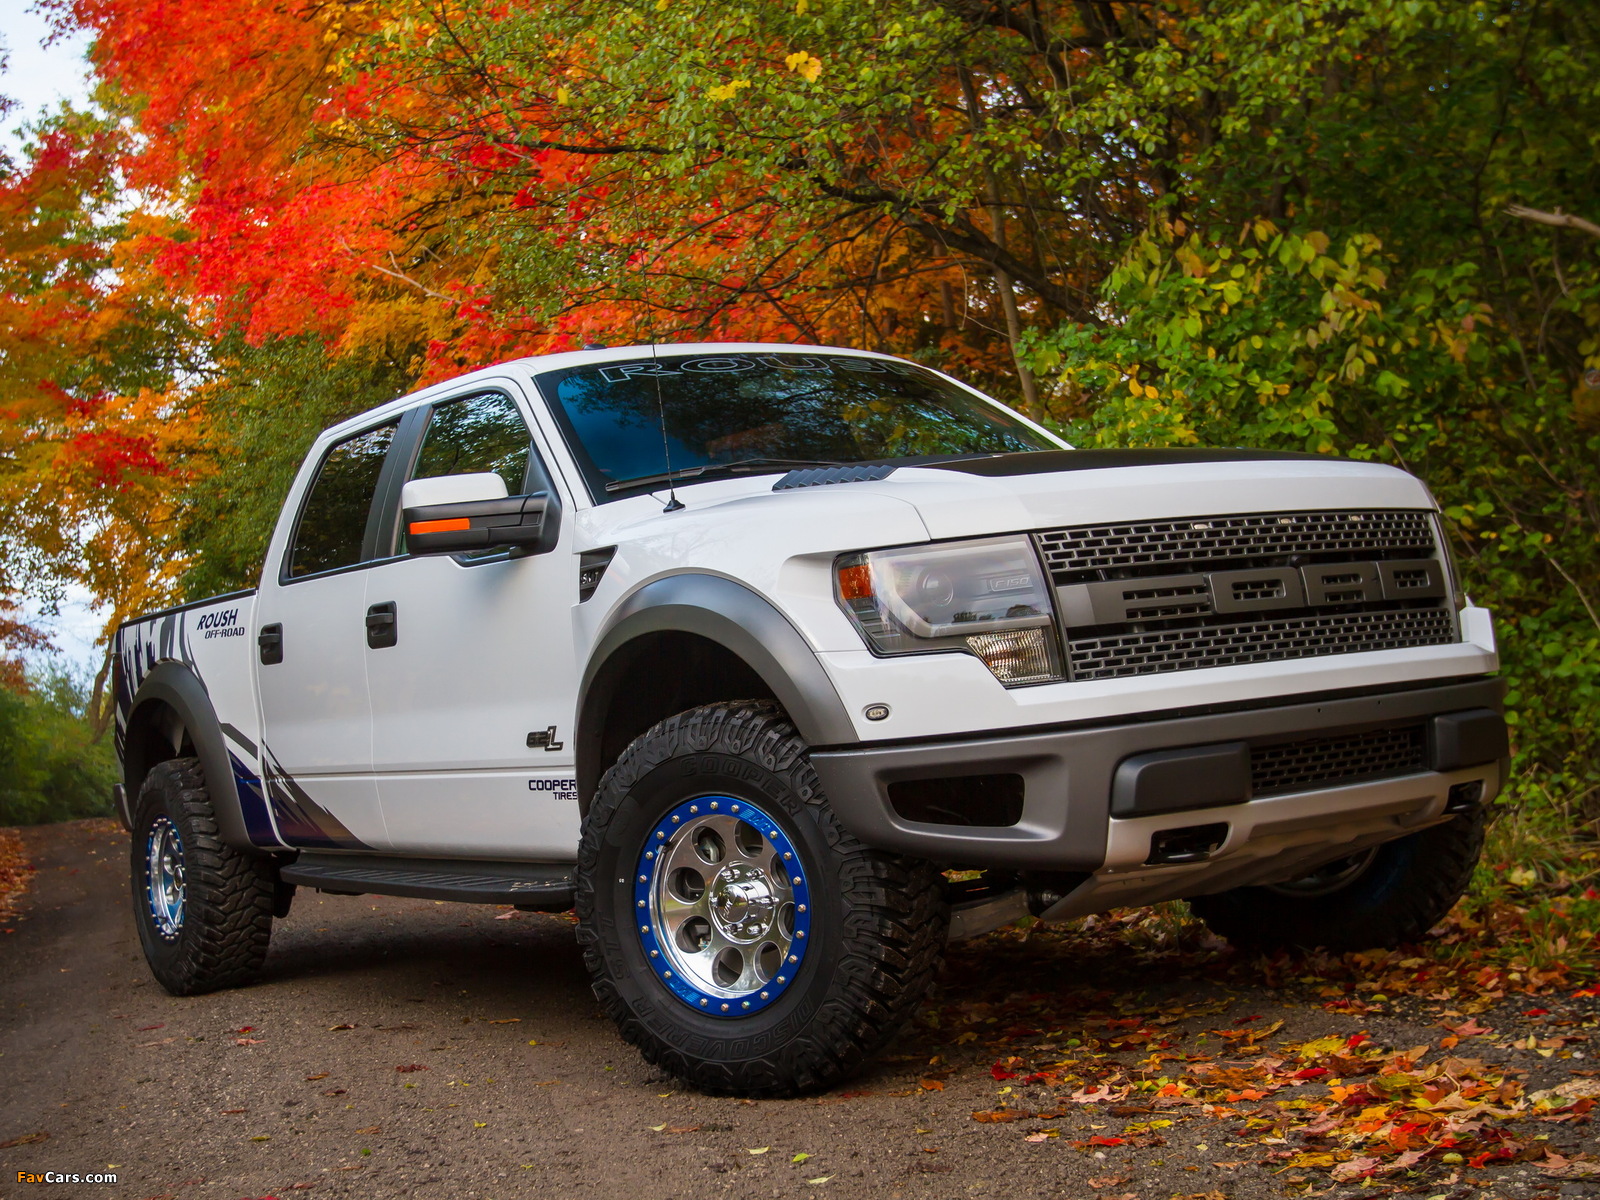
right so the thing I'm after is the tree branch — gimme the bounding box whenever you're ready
[1506,204,1600,240]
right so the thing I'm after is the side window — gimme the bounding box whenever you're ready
[411,393,533,495]
[400,393,538,559]
[287,422,398,578]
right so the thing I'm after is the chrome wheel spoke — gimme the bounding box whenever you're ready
[642,798,810,1012]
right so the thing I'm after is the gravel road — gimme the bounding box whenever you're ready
[1,820,1592,1200]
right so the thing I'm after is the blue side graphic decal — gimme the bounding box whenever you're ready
[228,752,284,848]
[260,744,372,851]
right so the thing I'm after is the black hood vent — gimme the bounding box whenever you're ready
[772,463,898,491]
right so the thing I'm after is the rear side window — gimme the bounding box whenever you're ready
[287,422,398,578]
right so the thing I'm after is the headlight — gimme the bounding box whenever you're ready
[835,536,1064,685]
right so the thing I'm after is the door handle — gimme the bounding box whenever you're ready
[258,623,283,665]
[366,601,398,649]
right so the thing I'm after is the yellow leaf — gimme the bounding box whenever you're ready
[707,79,750,101]
[556,86,571,105]
[796,0,808,11]
[473,1121,487,1128]
[748,1146,770,1154]
[785,51,823,82]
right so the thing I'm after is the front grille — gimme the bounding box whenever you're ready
[1068,608,1456,680]
[1251,725,1428,796]
[1037,510,1435,585]
[1035,509,1455,680]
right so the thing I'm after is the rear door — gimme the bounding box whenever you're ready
[253,418,409,850]
[363,384,582,859]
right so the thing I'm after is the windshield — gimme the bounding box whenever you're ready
[535,351,1058,501]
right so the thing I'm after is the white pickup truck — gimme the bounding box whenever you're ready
[114,343,1507,1095]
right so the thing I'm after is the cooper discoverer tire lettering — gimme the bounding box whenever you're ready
[575,701,947,1097]
[1189,807,1486,952]
[131,758,276,995]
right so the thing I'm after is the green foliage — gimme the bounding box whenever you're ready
[0,668,118,827]
[1018,0,1600,798]
[178,337,423,599]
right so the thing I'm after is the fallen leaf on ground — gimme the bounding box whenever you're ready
[0,1132,48,1148]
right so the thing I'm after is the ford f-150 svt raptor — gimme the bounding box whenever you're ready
[114,343,1506,1095]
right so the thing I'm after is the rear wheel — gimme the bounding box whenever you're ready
[1190,808,1486,952]
[131,758,276,994]
[575,701,947,1096]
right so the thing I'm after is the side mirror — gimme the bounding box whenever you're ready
[401,473,551,555]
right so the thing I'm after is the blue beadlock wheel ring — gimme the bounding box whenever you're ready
[634,796,811,1017]
[145,814,186,942]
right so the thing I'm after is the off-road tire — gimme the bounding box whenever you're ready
[131,758,276,994]
[575,701,947,1097]
[1190,807,1486,952]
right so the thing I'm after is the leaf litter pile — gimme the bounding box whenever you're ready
[905,899,1600,1196]
[0,828,35,929]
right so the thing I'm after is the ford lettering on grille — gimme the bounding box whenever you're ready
[1034,510,1457,680]
[1056,558,1444,626]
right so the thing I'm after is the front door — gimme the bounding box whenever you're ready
[253,419,400,851]
[364,387,582,859]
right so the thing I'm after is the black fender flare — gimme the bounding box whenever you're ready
[124,661,261,855]
[576,574,857,806]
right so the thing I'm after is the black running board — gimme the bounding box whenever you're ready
[280,853,574,910]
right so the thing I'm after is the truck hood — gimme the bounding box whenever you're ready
[590,449,1438,545]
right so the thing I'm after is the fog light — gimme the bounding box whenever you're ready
[965,627,1061,685]
[1445,779,1484,814]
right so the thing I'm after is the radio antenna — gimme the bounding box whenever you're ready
[651,332,684,513]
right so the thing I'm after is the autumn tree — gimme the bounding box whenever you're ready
[8,0,1596,811]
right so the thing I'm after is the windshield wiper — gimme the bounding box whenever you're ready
[604,457,846,493]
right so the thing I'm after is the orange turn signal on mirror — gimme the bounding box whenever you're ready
[409,517,471,535]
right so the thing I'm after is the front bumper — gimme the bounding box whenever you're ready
[809,677,1506,909]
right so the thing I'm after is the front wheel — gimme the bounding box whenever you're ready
[1189,807,1486,952]
[575,702,947,1097]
